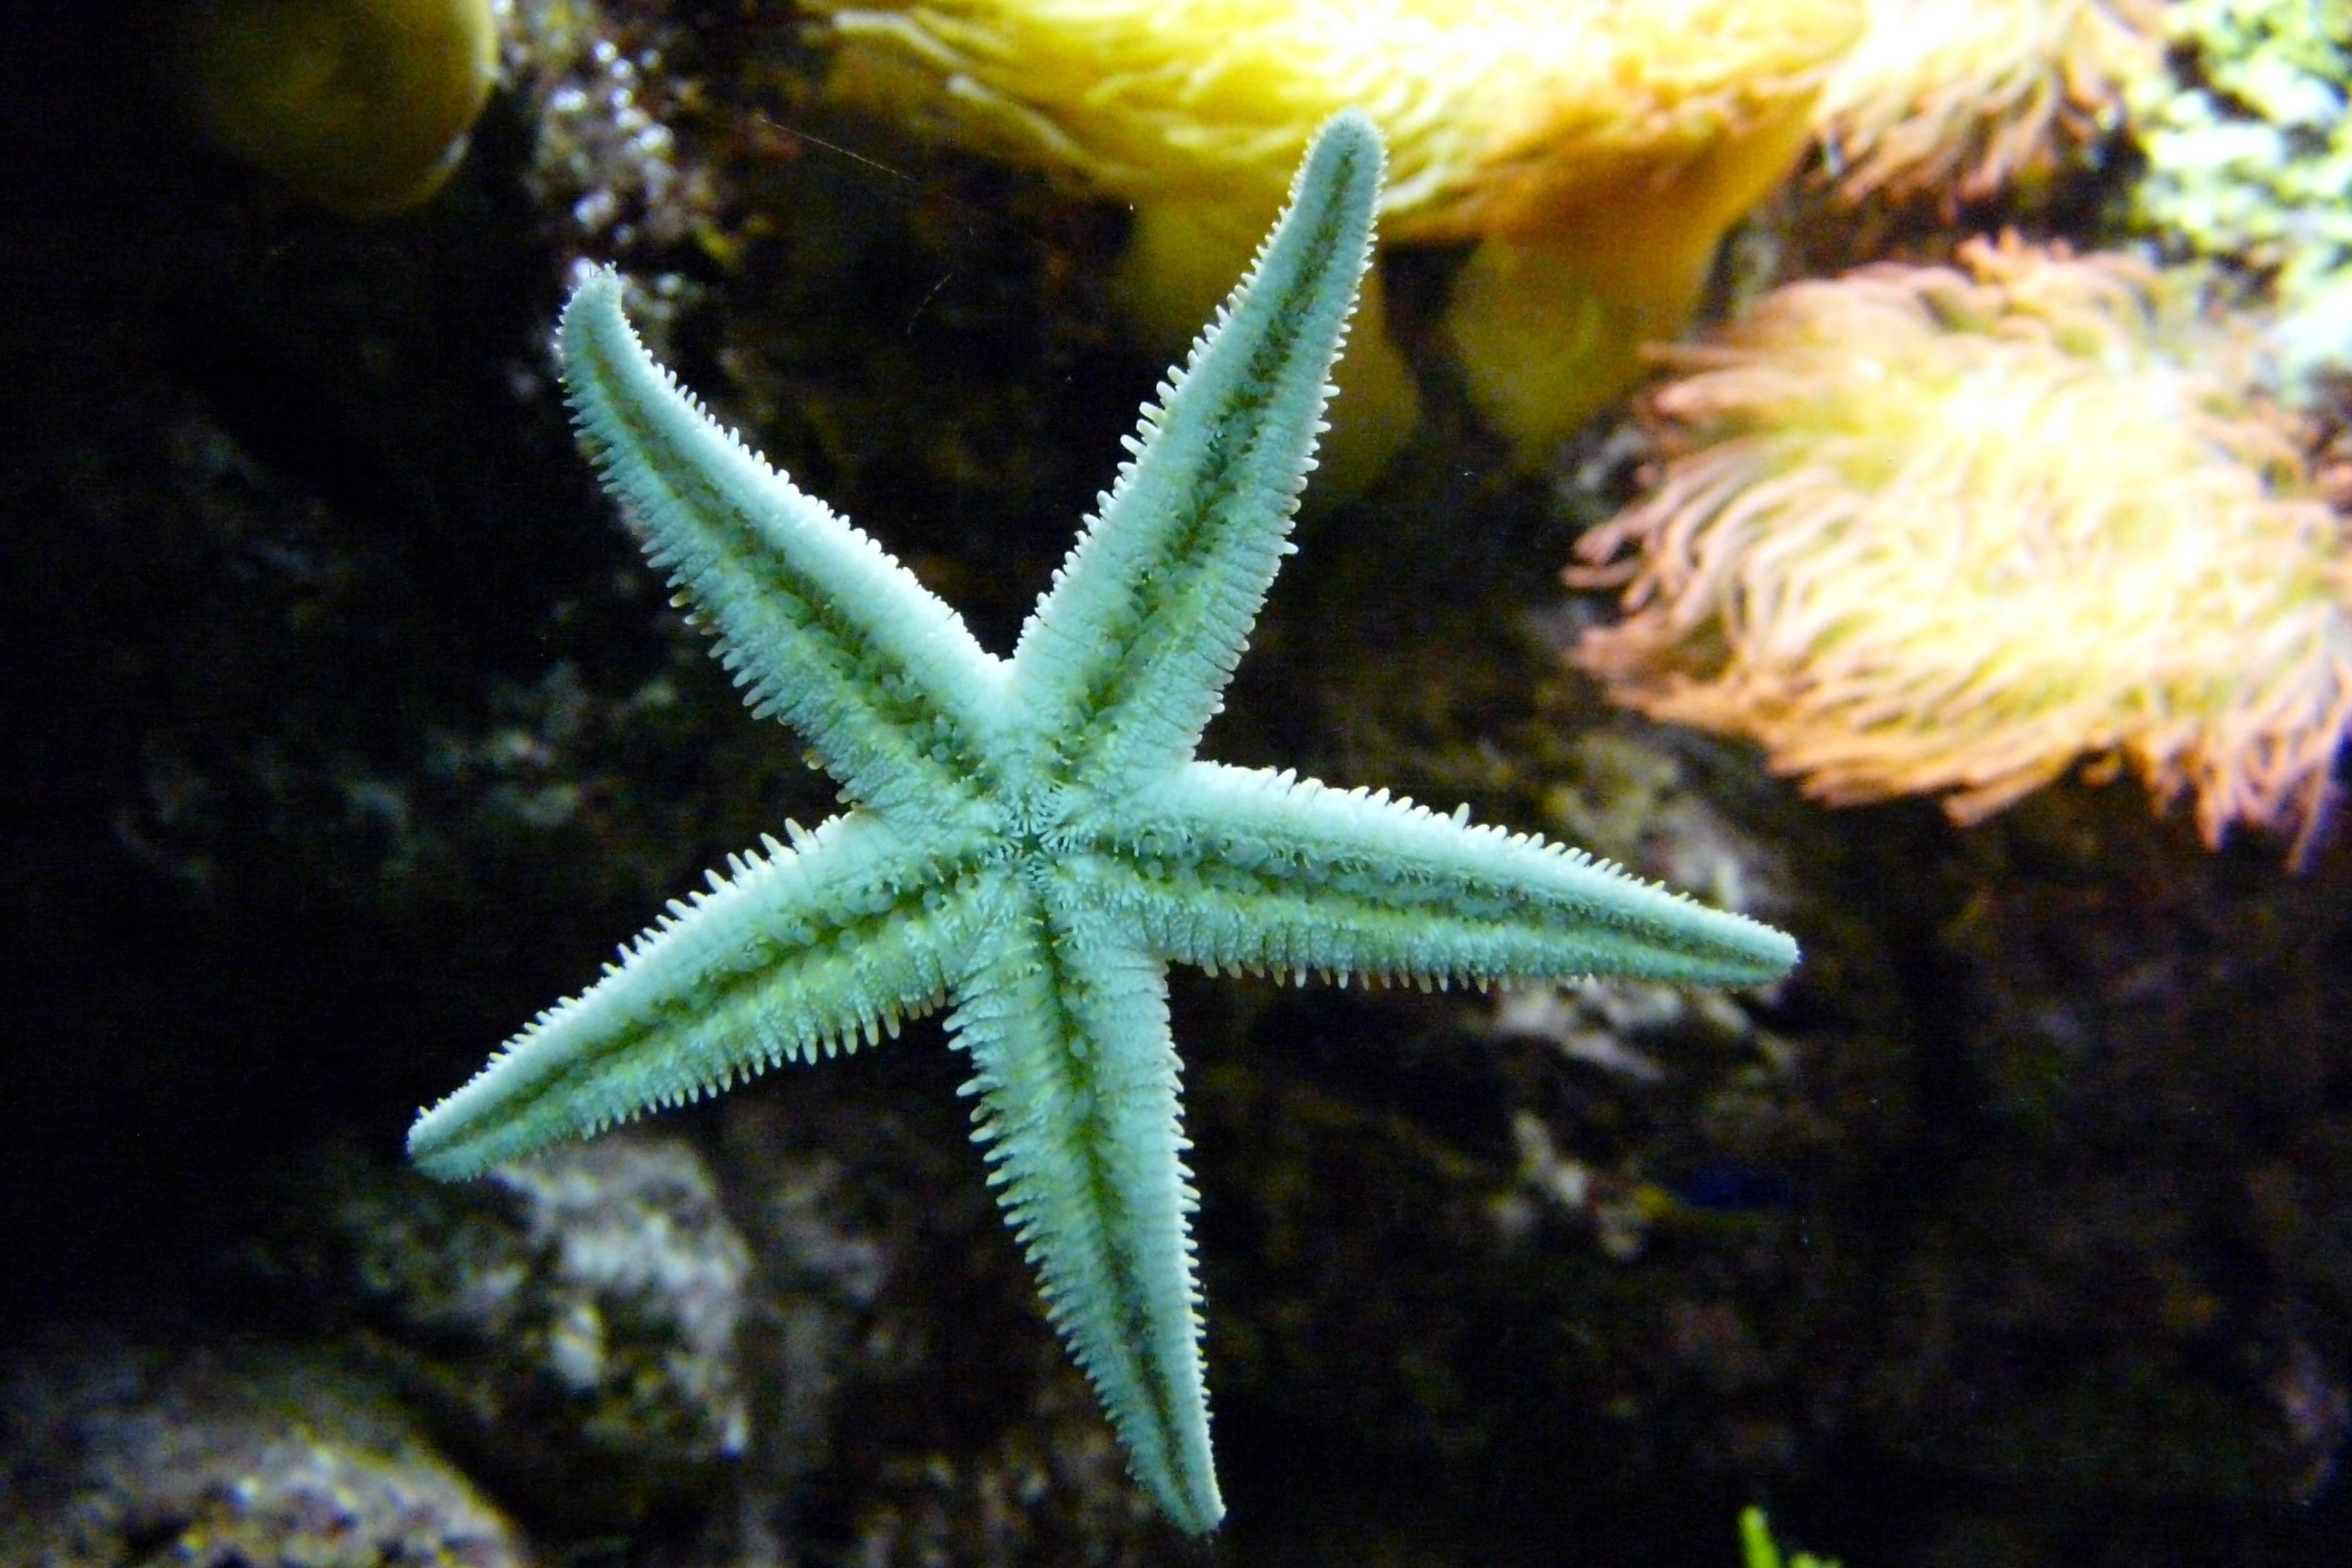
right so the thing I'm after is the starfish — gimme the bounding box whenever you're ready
[409,112,1798,1533]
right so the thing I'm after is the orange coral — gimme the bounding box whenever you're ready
[1570,237,2352,855]
[808,0,1865,463]
[1812,0,2162,205]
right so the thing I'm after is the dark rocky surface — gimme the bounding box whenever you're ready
[0,1338,527,1568]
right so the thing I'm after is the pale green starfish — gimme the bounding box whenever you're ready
[409,112,1798,1533]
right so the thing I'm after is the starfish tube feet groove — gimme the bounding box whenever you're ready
[409,110,1799,1534]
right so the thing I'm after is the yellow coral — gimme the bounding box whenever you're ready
[809,0,1865,464]
[1812,0,2161,205]
[1570,237,2352,855]
[168,0,500,218]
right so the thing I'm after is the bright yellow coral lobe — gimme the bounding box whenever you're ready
[1571,238,2352,858]
[811,0,1866,463]
[819,1,1853,227]
[172,0,499,218]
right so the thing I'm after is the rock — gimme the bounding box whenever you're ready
[280,1133,752,1529]
[0,1337,525,1568]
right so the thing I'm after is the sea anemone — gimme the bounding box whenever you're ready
[1812,0,2160,206]
[165,0,501,218]
[807,0,1865,464]
[1569,236,2352,857]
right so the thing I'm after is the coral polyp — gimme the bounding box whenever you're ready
[167,0,500,218]
[1811,0,2160,205]
[1570,237,2352,856]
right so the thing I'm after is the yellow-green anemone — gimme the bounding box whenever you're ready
[169,0,499,218]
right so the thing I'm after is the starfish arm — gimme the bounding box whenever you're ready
[561,268,1008,822]
[1094,762,1799,989]
[945,883,1222,1533]
[1004,111,1380,790]
[409,812,984,1179]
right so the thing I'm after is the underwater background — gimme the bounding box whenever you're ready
[3,1,2351,1564]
